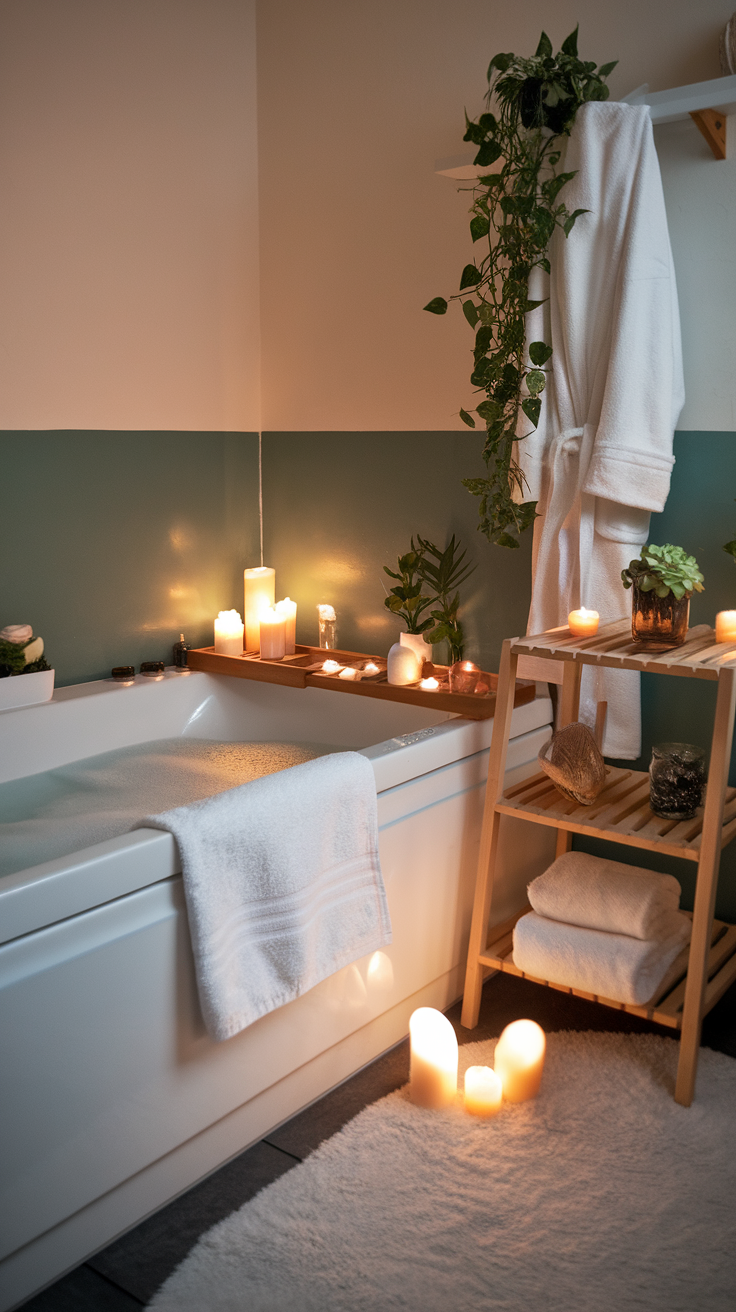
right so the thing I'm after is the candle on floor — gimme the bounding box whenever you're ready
[493,1020,546,1103]
[464,1065,503,1118]
[419,676,439,691]
[409,1008,458,1109]
[244,567,276,652]
[276,597,297,654]
[715,611,736,644]
[568,607,599,638]
[322,659,341,674]
[259,607,286,660]
[214,610,244,657]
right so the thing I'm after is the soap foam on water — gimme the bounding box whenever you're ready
[0,738,334,879]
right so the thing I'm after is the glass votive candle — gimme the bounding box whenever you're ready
[649,742,706,820]
[318,604,337,649]
[449,660,481,694]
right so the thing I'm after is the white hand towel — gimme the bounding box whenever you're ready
[139,751,391,1041]
[513,910,691,1006]
[528,851,682,940]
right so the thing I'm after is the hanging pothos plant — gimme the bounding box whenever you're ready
[424,28,617,548]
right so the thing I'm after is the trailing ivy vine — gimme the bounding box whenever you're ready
[424,29,617,548]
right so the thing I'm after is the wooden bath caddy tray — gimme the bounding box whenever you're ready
[186,644,536,720]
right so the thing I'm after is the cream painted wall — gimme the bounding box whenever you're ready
[256,0,736,432]
[0,0,260,431]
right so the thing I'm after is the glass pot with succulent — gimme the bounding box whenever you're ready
[621,544,704,650]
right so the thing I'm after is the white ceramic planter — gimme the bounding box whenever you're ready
[0,668,55,712]
[399,632,432,668]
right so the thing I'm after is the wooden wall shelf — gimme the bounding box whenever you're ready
[186,643,536,721]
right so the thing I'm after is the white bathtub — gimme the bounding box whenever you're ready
[0,671,554,1310]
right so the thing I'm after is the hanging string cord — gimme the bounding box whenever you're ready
[258,431,264,568]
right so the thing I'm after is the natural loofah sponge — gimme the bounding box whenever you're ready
[538,721,607,805]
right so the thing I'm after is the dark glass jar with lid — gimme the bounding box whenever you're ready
[649,742,706,820]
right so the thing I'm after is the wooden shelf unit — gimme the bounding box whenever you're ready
[461,619,736,1106]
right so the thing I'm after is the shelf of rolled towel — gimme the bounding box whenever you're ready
[187,643,536,721]
[480,851,736,1030]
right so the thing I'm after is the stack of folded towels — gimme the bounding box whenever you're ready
[512,851,692,1006]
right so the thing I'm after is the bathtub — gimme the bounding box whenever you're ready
[0,670,554,1310]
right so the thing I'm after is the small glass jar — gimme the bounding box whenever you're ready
[317,605,337,650]
[449,660,481,694]
[649,742,706,820]
[631,582,689,650]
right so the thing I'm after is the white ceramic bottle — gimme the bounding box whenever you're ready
[387,642,421,685]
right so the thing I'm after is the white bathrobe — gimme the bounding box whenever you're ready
[516,102,684,758]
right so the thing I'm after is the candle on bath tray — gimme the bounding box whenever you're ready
[568,608,599,638]
[214,610,244,657]
[419,676,440,691]
[493,1019,546,1103]
[259,607,286,660]
[464,1065,503,1118]
[276,597,297,654]
[322,659,342,675]
[715,611,736,644]
[409,1007,458,1109]
[244,567,276,653]
[339,665,359,680]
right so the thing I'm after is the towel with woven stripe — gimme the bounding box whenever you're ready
[139,751,390,1040]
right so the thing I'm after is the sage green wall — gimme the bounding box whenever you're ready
[0,432,259,685]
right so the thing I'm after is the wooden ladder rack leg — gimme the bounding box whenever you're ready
[553,660,582,859]
[461,638,519,1029]
[675,667,736,1105]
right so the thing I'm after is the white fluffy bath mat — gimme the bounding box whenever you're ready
[148,1032,736,1312]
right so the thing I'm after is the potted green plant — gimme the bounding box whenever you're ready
[621,544,704,650]
[415,535,477,664]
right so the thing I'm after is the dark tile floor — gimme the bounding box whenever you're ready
[20,972,736,1310]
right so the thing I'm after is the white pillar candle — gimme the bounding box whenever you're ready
[275,597,297,654]
[568,607,599,637]
[409,1007,458,1109]
[716,611,736,643]
[494,1019,546,1103]
[214,610,244,657]
[259,607,286,660]
[244,567,276,652]
[464,1065,503,1118]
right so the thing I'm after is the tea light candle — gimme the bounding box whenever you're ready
[244,567,276,652]
[276,597,297,654]
[409,1007,458,1109]
[214,609,244,657]
[419,676,439,691]
[259,607,286,660]
[322,659,341,675]
[493,1019,546,1103]
[715,611,736,644]
[464,1065,503,1118]
[364,661,380,674]
[449,660,481,694]
[568,607,599,637]
[339,665,358,680]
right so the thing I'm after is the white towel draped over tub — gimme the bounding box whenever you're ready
[138,752,391,1041]
[516,101,684,759]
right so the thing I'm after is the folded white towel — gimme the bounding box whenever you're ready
[513,910,691,1006]
[528,851,682,940]
[140,751,391,1041]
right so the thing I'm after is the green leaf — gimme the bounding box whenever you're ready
[598,60,618,77]
[470,214,490,242]
[474,140,503,168]
[462,300,479,329]
[478,112,497,131]
[563,208,589,237]
[423,297,447,315]
[561,25,579,56]
[526,369,546,397]
[487,52,512,77]
[459,264,482,290]
[535,31,553,58]
[541,170,576,205]
[724,540,736,559]
[496,533,520,549]
[476,398,502,422]
[459,408,476,428]
[529,341,553,365]
[521,397,542,427]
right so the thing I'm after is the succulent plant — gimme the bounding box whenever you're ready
[621,544,704,602]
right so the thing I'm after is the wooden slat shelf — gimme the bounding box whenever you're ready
[480,907,736,1032]
[497,768,736,862]
[187,644,536,721]
[514,619,736,680]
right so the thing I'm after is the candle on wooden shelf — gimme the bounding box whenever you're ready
[464,1065,503,1118]
[494,1019,546,1103]
[213,610,244,657]
[419,676,439,691]
[322,659,341,674]
[568,607,599,638]
[259,607,286,660]
[244,567,275,652]
[409,1007,458,1109]
[276,597,297,654]
[715,611,736,644]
